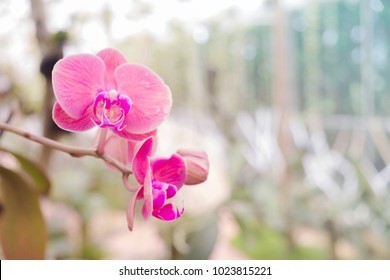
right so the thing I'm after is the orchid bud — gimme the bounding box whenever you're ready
[177,149,209,185]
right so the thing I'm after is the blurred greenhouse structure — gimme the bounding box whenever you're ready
[1,0,390,259]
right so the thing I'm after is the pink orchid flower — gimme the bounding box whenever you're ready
[52,48,171,139]
[127,137,187,231]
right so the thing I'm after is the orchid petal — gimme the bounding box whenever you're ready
[96,48,127,90]
[132,137,154,184]
[52,54,105,118]
[116,64,172,134]
[153,182,177,199]
[101,131,129,172]
[152,154,187,190]
[152,188,166,210]
[115,128,157,142]
[153,204,184,221]
[126,187,142,231]
[141,157,153,220]
[165,184,177,199]
[52,102,95,131]
[126,140,138,166]
[135,186,145,199]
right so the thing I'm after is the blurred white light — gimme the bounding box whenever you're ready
[111,17,139,41]
[242,44,256,60]
[192,25,209,44]
[370,0,384,12]
[79,20,108,52]
[350,25,364,43]
[322,29,338,47]
[372,43,387,69]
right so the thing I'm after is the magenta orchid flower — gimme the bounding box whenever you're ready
[127,137,187,231]
[48,47,209,232]
[52,48,172,140]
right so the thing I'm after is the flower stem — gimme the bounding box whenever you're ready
[0,122,132,175]
[122,173,139,192]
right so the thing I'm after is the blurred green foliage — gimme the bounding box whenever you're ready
[0,163,47,259]
[232,222,328,260]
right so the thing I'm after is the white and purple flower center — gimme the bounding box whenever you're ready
[92,89,131,131]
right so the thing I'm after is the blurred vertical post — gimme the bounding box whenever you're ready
[30,0,49,55]
[360,0,374,116]
[322,0,339,109]
[30,0,66,167]
[360,0,374,159]
[303,0,321,112]
[271,0,294,254]
[189,34,208,119]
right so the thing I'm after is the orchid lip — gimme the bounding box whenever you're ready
[92,90,131,131]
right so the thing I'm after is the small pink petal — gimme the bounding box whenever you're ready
[52,102,95,131]
[136,186,145,199]
[152,181,165,190]
[116,63,172,134]
[132,137,154,184]
[52,54,105,118]
[152,188,167,210]
[165,184,177,199]
[126,140,138,166]
[153,182,177,199]
[101,131,129,172]
[153,204,184,221]
[105,136,138,167]
[152,154,187,190]
[126,187,142,231]
[141,157,153,220]
[109,130,158,169]
[115,128,157,142]
[96,48,127,90]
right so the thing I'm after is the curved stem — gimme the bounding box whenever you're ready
[122,173,139,192]
[0,122,132,175]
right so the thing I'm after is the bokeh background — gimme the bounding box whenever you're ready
[1,0,390,259]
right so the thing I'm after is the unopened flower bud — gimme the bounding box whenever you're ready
[177,149,209,185]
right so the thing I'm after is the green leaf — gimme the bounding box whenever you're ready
[0,166,47,259]
[0,147,50,195]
